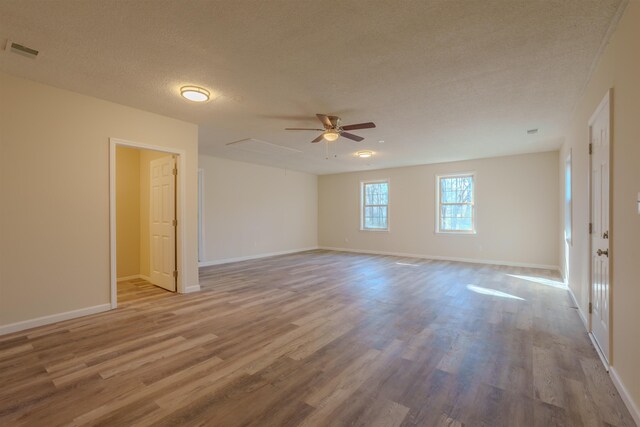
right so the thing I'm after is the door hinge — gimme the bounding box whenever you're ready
[173,270,178,278]
[172,219,177,227]
[172,168,178,176]
[589,302,593,314]
[589,223,592,234]
[589,143,593,155]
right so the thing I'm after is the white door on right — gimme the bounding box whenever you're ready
[589,90,611,363]
[150,155,177,292]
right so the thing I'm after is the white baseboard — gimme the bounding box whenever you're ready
[566,287,609,371]
[117,274,140,282]
[559,267,567,283]
[199,247,319,267]
[611,367,640,427]
[567,286,589,330]
[567,287,639,426]
[0,304,112,336]
[183,285,201,293]
[117,274,153,282]
[318,246,560,271]
[588,331,611,373]
[120,274,196,294]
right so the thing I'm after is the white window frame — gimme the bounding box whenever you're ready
[435,172,476,234]
[360,179,390,232]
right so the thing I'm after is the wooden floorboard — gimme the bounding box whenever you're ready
[0,250,635,426]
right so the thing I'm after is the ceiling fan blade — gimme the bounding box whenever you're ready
[341,122,376,131]
[285,128,325,131]
[341,132,364,142]
[316,114,332,129]
[311,134,325,143]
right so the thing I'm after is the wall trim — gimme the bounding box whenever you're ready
[117,274,151,282]
[184,285,201,293]
[568,285,640,425]
[0,304,112,336]
[559,266,567,283]
[610,367,640,427]
[589,331,611,373]
[117,274,141,282]
[567,286,589,330]
[197,168,205,263]
[572,0,628,116]
[318,246,560,271]
[199,247,319,267]
[110,137,190,308]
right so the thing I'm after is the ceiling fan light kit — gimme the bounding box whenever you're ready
[285,113,376,144]
[323,130,340,142]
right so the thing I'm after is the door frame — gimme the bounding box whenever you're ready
[197,168,205,263]
[109,137,187,309]
[587,88,613,367]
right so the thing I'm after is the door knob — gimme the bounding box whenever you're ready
[597,249,609,257]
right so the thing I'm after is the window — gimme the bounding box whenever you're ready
[361,180,389,231]
[436,173,475,233]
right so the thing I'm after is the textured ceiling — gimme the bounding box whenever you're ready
[0,0,626,174]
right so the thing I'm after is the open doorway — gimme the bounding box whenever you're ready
[109,138,187,308]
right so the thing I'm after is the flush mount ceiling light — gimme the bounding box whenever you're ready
[323,130,340,142]
[180,86,210,102]
[355,150,373,158]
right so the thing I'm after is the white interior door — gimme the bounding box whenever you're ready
[150,155,176,292]
[589,91,611,363]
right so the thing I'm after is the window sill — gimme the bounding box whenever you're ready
[435,231,476,236]
[360,228,389,232]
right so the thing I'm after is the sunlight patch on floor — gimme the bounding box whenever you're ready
[395,262,419,267]
[466,284,525,301]
[507,274,567,289]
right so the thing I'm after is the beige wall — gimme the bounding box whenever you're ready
[116,146,141,278]
[559,0,640,418]
[198,155,317,263]
[139,150,171,277]
[0,72,199,328]
[319,151,559,268]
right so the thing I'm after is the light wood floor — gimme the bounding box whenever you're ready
[0,250,635,426]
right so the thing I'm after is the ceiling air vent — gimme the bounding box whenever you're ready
[6,40,39,59]
[527,129,539,135]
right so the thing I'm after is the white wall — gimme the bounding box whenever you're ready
[198,155,317,264]
[319,151,559,269]
[559,1,640,421]
[0,72,199,330]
